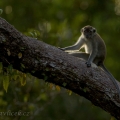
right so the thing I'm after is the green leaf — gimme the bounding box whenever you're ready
[83,88,87,93]
[7,49,11,56]
[20,64,25,71]
[20,77,26,86]
[62,82,67,87]
[40,93,48,101]
[18,52,22,59]
[20,74,26,86]
[68,90,72,95]
[3,76,9,92]
[56,85,61,91]
[12,75,19,81]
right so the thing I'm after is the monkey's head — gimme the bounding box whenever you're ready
[81,25,96,39]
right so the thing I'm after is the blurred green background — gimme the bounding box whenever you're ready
[0,0,120,119]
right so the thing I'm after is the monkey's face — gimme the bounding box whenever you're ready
[81,25,96,39]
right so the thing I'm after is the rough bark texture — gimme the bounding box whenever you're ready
[0,17,120,119]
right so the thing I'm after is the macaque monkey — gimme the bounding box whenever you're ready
[60,25,120,98]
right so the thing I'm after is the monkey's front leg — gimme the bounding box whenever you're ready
[85,42,98,67]
[86,56,95,67]
[86,51,97,67]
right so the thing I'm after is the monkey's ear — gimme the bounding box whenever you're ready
[93,28,96,33]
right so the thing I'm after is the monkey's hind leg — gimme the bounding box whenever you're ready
[68,52,98,68]
[68,52,89,61]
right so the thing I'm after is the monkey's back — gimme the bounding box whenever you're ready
[94,33,106,61]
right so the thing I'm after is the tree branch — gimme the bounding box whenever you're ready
[0,17,120,119]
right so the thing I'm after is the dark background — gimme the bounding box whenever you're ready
[0,0,119,119]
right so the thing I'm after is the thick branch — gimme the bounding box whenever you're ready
[0,17,120,119]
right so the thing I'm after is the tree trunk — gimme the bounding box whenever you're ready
[0,17,120,119]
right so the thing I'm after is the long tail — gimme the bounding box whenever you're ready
[100,63,120,98]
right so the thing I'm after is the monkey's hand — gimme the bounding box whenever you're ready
[85,62,91,67]
[58,47,65,51]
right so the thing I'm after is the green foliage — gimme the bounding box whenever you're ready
[3,75,9,92]
[0,64,27,91]
[0,0,119,119]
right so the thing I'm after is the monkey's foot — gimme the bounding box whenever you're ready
[85,62,91,67]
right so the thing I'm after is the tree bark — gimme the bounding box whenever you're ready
[0,17,120,119]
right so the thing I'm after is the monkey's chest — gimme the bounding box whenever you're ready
[84,42,92,53]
